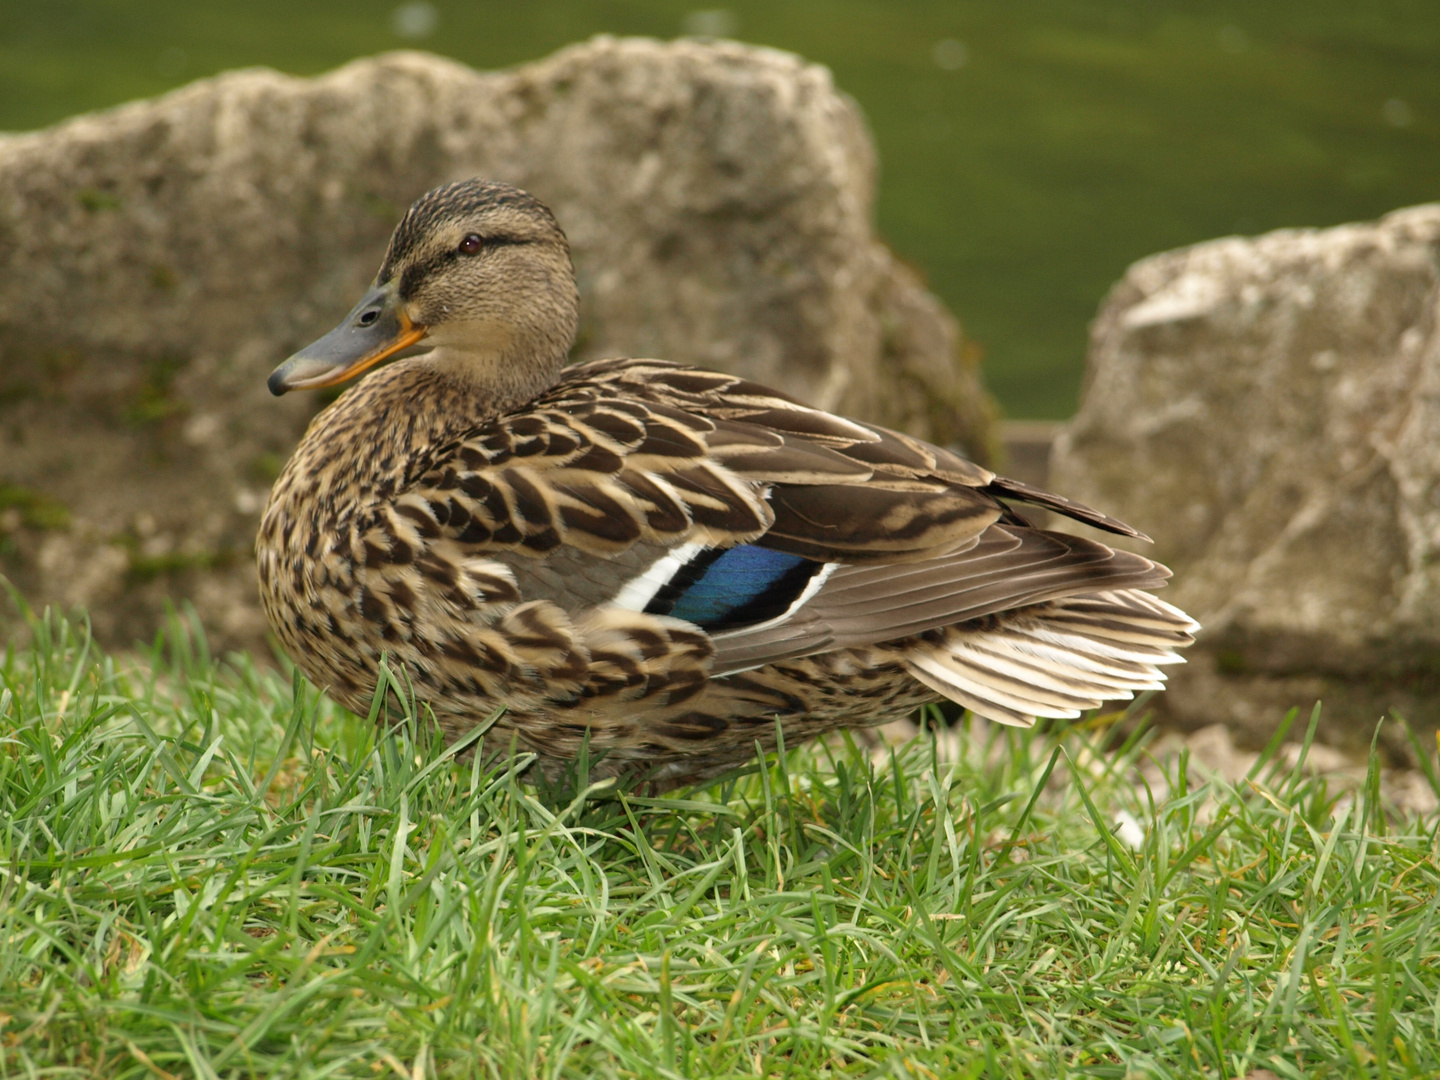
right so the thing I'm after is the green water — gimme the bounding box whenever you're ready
[2,1,1436,417]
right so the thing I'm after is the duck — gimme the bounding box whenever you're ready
[257,178,1197,787]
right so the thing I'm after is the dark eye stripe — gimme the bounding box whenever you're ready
[398,235,536,296]
[476,235,529,249]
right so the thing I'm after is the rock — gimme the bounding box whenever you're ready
[1051,205,1440,758]
[0,38,996,652]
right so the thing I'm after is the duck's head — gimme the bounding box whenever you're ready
[267,179,580,404]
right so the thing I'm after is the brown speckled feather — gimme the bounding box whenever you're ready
[257,178,1197,788]
[258,353,1194,783]
[405,358,1005,564]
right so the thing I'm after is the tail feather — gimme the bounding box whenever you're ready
[903,661,1044,727]
[1041,590,1199,639]
[950,636,1165,694]
[910,650,1118,716]
[901,587,1196,727]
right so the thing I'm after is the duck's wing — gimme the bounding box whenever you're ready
[389,359,1170,674]
[574,359,1147,548]
[401,358,1013,565]
[704,526,1176,675]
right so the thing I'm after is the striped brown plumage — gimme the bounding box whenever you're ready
[258,179,1196,787]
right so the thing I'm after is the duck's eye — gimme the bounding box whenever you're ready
[458,234,483,256]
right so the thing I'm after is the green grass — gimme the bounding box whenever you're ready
[2,2,1437,417]
[3,604,1440,1078]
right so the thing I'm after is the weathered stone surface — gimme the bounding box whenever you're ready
[1051,205,1440,757]
[0,37,995,651]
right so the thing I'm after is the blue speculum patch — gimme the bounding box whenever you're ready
[644,545,825,632]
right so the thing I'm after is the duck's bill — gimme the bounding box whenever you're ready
[267,284,429,395]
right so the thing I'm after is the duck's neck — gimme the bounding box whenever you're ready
[425,334,567,416]
[273,355,534,528]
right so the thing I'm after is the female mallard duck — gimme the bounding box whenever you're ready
[258,179,1196,786]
